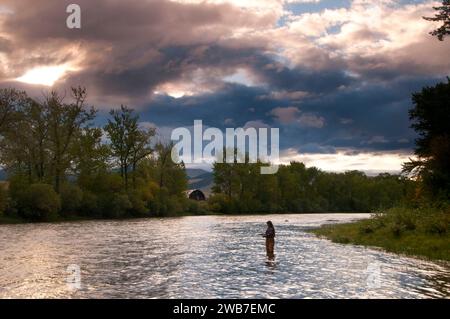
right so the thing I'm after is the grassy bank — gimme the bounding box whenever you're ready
[312,205,450,261]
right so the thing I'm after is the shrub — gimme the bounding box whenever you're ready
[389,223,404,237]
[112,193,132,218]
[164,195,184,216]
[60,184,83,216]
[99,193,132,218]
[18,184,61,221]
[421,209,449,235]
[425,219,448,235]
[359,223,374,234]
[381,206,418,235]
[187,200,208,215]
[208,194,236,214]
[0,183,9,215]
[8,174,29,203]
[334,235,350,244]
[369,204,449,237]
[79,191,100,217]
[81,172,123,194]
[128,190,149,217]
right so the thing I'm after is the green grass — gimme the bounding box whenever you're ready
[312,205,450,262]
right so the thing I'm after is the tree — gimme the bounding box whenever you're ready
[211,159,410,214]
[424,0,450,41]
[136,142,187,216]
[105,105,136,188]
[45,87,96,192]
[0,96,50,183]
[212,161,237,199]
[0,87,95,191]
[105,105,154,189]
[0,88,27,134]
[18,183,61,221]
[0,86,193,219]
[212,148,242,199]
[130,126,155,188]
[71,127,110,186]
[153,142,186,191]
[403,78,450,198]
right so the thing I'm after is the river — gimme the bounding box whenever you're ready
[0,213,448,298]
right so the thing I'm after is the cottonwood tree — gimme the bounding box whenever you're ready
[424,0,450,40]
[45,87,96,193]
[130,126,155,188]
[0,95,49,182]
[105,106,155,189]
[70,127,110,186]
[0,88,27,134]
[149,142,186,192]
[105,106,136,189]
[212,149,240,199]
[0,87,95,190]
[154,142,174,189]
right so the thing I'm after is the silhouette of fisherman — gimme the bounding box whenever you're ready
[262,221,275,260]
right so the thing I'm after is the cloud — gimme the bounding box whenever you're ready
[284,0,450,79]
[364,135,389,145]
[270,106,300,124]
[340,118,353,125]
[0,0,447,173]
[243,120,271,129]
[297,113,325,128]
[270,106,325,127]
[0,0,274,103]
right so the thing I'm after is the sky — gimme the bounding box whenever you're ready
[0,0,449,174]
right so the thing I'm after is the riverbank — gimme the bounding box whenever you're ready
[311,205,450,262]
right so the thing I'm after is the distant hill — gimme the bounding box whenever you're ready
[186,168,214,195]
[186,168,210,179]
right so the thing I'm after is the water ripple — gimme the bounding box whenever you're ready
[0,214,448,298]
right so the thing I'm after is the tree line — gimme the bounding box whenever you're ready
[209,159,415,214]
[0,87,190,221]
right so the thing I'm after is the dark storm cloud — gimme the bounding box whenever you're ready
[3,0,272,43]
[260,65,353,94]
[65,44,270,99]
[270,76,442,154]
[0,0,274,99]
[138,83,273,127]
[136,75,447,155]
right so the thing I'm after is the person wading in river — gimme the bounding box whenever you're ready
[263,221,275,260]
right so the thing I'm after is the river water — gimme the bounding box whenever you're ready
[0,214,448,298]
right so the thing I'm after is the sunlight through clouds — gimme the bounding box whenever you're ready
[278,149,414,174]
[15,64,74,86]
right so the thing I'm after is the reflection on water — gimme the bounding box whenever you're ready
[0,214,448,298]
